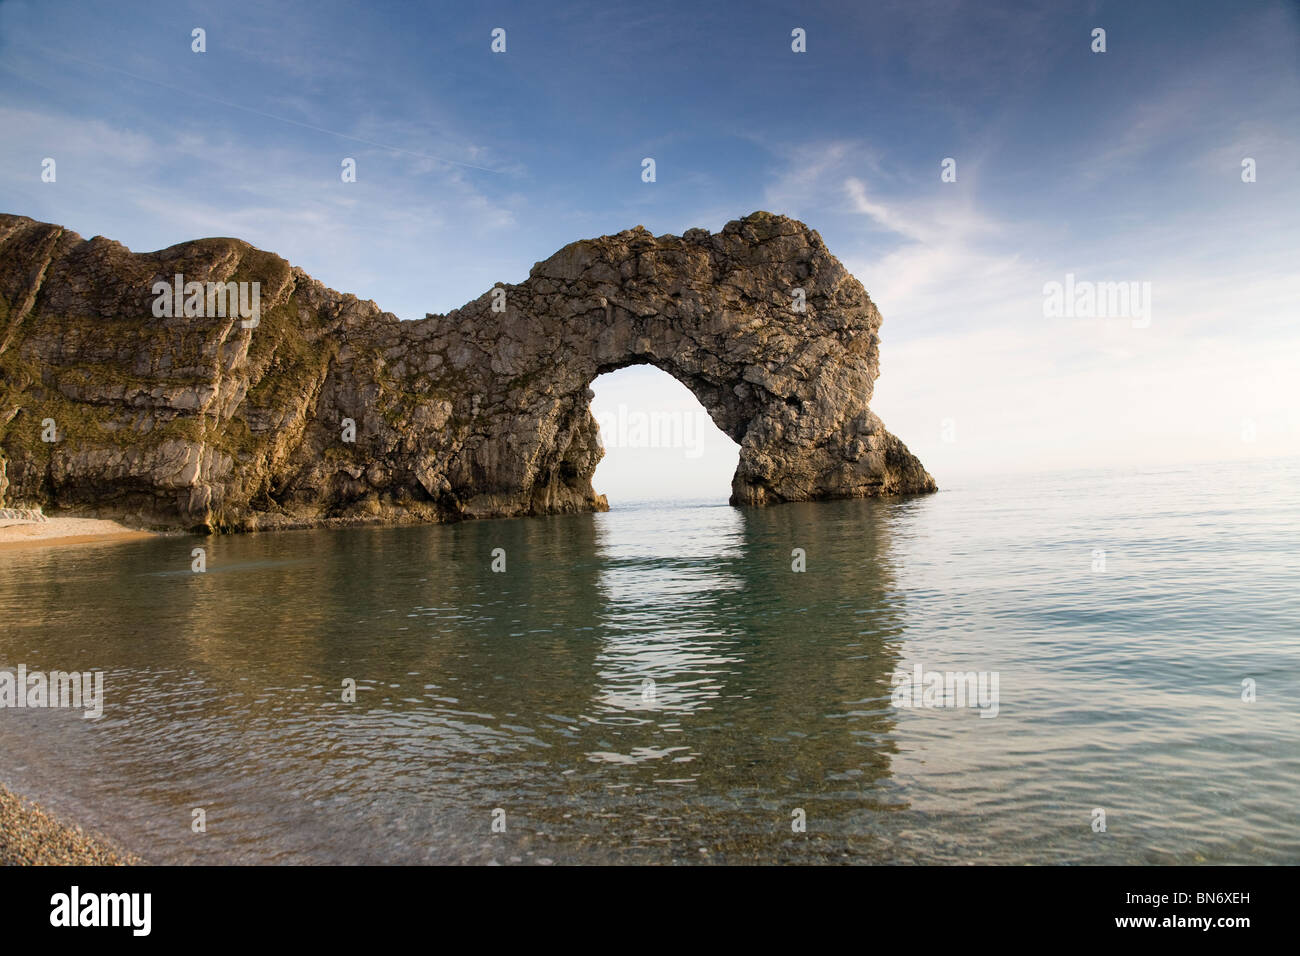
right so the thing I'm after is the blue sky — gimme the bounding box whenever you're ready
[2,0,1297,499]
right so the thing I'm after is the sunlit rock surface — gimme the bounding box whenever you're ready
[0,211,934,531]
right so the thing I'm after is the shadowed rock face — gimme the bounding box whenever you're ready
[0,211,935,531]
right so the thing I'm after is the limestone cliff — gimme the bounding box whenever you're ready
[0,211,935,531]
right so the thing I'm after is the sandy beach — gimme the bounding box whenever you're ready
[0,783,141,865]
[0,516,155,551]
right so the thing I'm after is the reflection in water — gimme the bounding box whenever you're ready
[1,459,1298,864]
[590,504,747,722]
[577,501,907,858]
[0,500,910,863]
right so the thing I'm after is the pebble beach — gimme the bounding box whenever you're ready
[0,783,141,866]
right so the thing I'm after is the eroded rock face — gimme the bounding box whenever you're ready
[0,211,934,530]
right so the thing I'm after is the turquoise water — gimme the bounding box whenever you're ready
[0,458,1297,864]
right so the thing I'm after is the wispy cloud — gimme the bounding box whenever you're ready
[756,131,1300,476]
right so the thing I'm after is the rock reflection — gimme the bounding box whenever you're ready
[576,497,911,856]
[0,496,916,863]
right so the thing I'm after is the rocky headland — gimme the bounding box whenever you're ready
[0,211,934,532]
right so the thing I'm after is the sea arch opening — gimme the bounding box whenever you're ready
[587,365,740,506]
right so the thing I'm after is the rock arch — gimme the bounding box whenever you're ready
[464,211,936,513]
[0,211,934,530]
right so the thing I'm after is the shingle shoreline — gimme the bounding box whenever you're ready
[0,783,142,866]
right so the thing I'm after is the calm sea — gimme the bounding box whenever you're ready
[1,458,1297,864]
